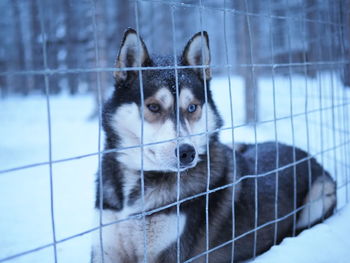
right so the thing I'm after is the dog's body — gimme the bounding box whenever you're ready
[91,29,336,263]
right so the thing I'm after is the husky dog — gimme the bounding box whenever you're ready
[91,29,336,263]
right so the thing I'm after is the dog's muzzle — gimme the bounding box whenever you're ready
[175,144,196,168]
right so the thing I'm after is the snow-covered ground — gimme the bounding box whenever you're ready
[251,203,350,263]
[0,74,349,262]
[0,95,98,263]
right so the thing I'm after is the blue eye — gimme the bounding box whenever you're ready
[187,104,197,113]
[147,103,161,113]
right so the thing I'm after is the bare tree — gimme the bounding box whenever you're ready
[11,0,27,94]
[62,0,79,94]
[234,0,259,124]
[341,0,350,88]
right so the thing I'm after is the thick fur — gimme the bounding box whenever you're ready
[92,29,336,263]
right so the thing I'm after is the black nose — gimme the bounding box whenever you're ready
[175,144,196,166]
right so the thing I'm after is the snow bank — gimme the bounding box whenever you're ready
[253,204,350,263]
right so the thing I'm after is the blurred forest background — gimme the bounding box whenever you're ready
[0,0,349,120]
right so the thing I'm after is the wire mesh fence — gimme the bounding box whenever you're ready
[0,0,349,262]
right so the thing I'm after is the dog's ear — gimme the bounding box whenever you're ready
[114,28,151,82]
[182,31,211,80]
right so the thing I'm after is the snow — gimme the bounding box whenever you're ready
[0,74,349,262]
[251,204,350,263]
[0,95,97,263]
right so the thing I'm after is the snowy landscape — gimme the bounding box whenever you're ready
[0,73,349,263]
[1,0,349,261]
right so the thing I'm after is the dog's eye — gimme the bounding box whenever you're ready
[187,104,197,113]
[147,103,161,113]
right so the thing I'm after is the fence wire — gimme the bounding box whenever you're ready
[0,0,350,262]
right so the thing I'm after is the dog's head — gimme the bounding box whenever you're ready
[104,28,222,172]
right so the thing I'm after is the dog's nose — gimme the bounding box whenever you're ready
[175,144,196,166]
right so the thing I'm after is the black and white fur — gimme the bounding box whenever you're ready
[91,29,336,263]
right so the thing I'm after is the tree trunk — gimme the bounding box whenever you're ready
[342,0,350,88]
[30,0,42,94]
[11,0,27,94]
[63,0,79,95]
[306,0,317,78]
[235,0,259,124]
